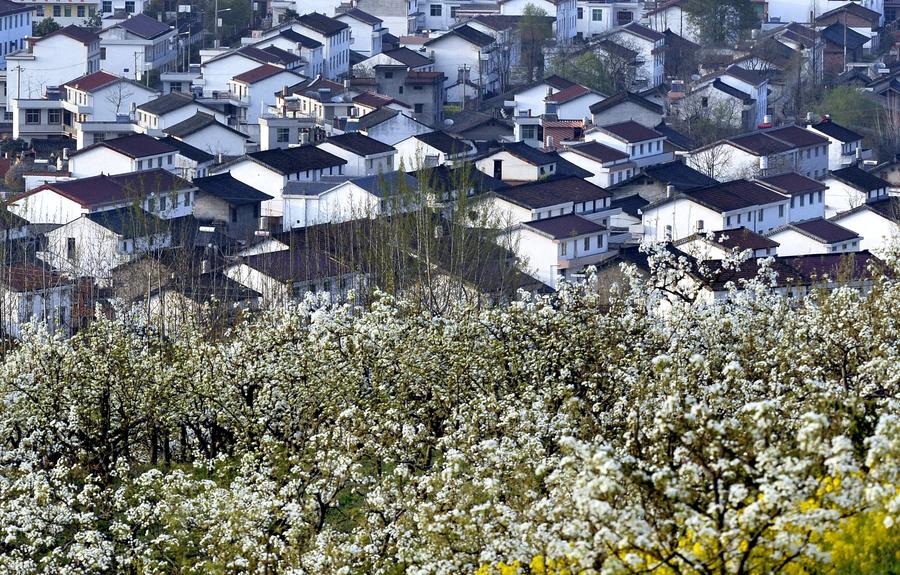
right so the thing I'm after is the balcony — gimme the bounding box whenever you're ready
[199,91,249,106]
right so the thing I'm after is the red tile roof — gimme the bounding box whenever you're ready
[546,84,591,104]
[63,70,120,93]
[233,64,289,84]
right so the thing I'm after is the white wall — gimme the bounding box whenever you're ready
[363,113,431,145]
[831,209,898,253]
[177,125,246,156]
[822,178,869,217]
[787,190,825,222]
[225,160,288,216]
[640,198,723,241]
[8,188,85,224]
[475,150,549,181]
[316,142,395,176]
[768,228,859,257]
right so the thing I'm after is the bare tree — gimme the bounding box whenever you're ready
[105,81,135,116]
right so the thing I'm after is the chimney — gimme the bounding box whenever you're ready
[666,184,675,198]
[856,145,863,165]
[216,153,224,164]
[805,111,813,124]
[282,84,289,96]
[759,156,769,171]
[62,147,69,160]
[343,79,351,90]
[763,114,773,125]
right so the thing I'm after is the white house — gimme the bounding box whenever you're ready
[674,227,781,260]
[216,146,347,217]
[611,22,665,88]
[247,27,325,79]
[828,197,900,253]
[67,133,178,178]
[60,70,157,148]
[394,130,475,168]
[228,64,304,138]
[0,263,74,339]
[475,141,561,182]
[424,25,499,98]
[558,140,635,188]
[18,0,102,27]
[510,213,609,289]
[757,172,827,222]
[315,132,397,177]
[8,169,196,224]
[335,8,385,56]
[295,12,351,80]
[162,112,248,157]
[640,179,790,242]
[807,118,872,171]
[763,125,830,180]
[766,218,862,256]
[0,0,32,68]
[585,120,671,168]
[766,0,883,28]
[589,91,663,129]
[488,175,614,228]
[822,165,891,217]
[645,0,698,42]
[576,0,642,38]
[356,107,432,145]
[687,133,800,182]
[136,91,227,137]
[283,171,417,229]
[99,14,176,82]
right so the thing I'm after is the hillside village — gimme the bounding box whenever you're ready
[0,0,895,334]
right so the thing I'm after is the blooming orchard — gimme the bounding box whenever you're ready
[0,247,899,573]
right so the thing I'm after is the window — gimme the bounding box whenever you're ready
[53,5,60,17]
[737,213,741,224]
[559,241,567,256]
[790,196,795,208]
[148,197,156,211]
[100,47,106,60]
[664,225,672,240]
[430,4,441,16]
[727,216,732,226]
[800,194,804,207]
[577,6,583,18]
[597,234,604,248]
[183,192,190,207]
[384,71,393,78]
[63,6,71,17]
[414,103,424,113]
[450,5,457,17]
[77,6,85,17]
[758,208,763,221]
[696,219,704,231]
[157,157,162,168]
[583,237,590,251]
[125,0,135,12]
[159,195,167,210]
[398,85,404,94]
[48,109,60,124]
[230,206,238,222]
[276,127,290,143]
[701,97,709,108]
[66,237,76,260]
[25,109,39,124]
[35,5,43,16]
[591,8,602,21]
[137,160,143,170]
[779,204,784,217]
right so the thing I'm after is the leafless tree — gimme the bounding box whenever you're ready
[105,81,136,116]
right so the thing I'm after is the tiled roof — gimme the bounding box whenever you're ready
[725,65,767,86]
[494,176,610,209]
[425,25,494,47]
[20,169,191,209]
[162,112,247,139]
[544,75,576,90]
[589,91,663,115]
[380,47,433,68]
[810,119,863,143]
[726,133,794,155]
[773,218,860,244]
[491,141,555,166]
[829,166,890,191]
[353,91,409,108]
[338,7,382,25]
[62,71,120,93]
[278,29,322,48]
[193,173,272,206]
[356,107,399,129]
[522,213,606,239]
[765,125,829,148]
[567,141,629,164]
[233,64,291,84]
[159,136,214,163]
[119,13,172,39]
[260,45,303,65]
[322,132,395,156]
[71,133,177,159]
[610,194,649,218]
[784,251,885,281]
[298,12,349,36]
[821,23,869,49]
[712,79,754,104]
[137,91,198,115]
[677,227,779,251]
[717,179,787,205]
[758,172,827,196]
[642,161,718,190]
[414,131,471,155]
[653,122,695,151]
[86,206,167,238]
[545,84,592,104]
[40,25,98,46]
[622,22,665,42]
[818,2,881,23]
[245,146,347,174]
[351,171,418,197]
[241,248,350,282]
[598,120,662,143]
[0,0,32,17]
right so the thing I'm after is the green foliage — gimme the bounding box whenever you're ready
[517,4,551,83]
[683,0,758,45]
[1,138,28,156]
[813,86,881,135]
[32,17,60,37]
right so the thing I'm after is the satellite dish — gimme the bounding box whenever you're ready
[443,118,454,126]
